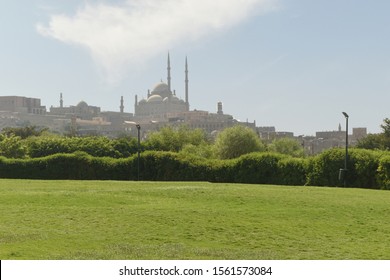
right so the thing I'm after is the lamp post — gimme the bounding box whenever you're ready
[342,112,349,187]
[124,121,141,181]
[136,124,141,181]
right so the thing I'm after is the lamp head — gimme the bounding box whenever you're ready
[342,112,349,118]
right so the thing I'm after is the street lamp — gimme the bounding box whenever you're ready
[341,112,349,187]
[124,121,141,181]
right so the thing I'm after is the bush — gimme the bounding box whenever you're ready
[0,135,27,158]
[268,138,304,157]
[214,126,266,159]
[306,148,381,188]
[232,152,285,184]
[277,157,308,186]
[26,136,138,158]
[145,126,208,152]
[377,155,390,190]
[0,147,388,190]
[0,152,135,180]
[139,151,211,181]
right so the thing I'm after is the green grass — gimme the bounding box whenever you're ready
[1,179,390,259]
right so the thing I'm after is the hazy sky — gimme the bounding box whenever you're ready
[1,0,389,136]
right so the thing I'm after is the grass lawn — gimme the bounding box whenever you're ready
[1,179,390,259]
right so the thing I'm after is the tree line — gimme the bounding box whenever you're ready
[0,125,304,159]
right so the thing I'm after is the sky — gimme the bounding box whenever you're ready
[1,0,389,136]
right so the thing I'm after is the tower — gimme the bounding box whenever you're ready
[167,52,172,93]
[60,93,63,108]
[185,56,189,111]
[120,96,124,113]
[217,102,223,115]
[134,94,138,114]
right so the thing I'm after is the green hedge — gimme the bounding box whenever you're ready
[232,153,285,184]
[25,137,138,158]
[306,148,383,189]
[377,155,390,190]
[0,151,306,186]
[0,152,134,180]
[0,149,389,190]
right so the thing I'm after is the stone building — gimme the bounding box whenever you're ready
[0,96,46,115]
[302,124,368,155]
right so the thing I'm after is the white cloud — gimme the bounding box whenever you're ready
[37,0,278,83]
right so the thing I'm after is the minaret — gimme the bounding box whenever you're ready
[167,52,172,93]
[134,95,138,116]
[60,93,63,108]
[217,102,223,115]
[185,56,189,111]
[120,96,124,113]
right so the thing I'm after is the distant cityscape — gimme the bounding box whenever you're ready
[0,54,367,155]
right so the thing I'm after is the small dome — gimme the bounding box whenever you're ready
[163,97,169,102]
[77,101,88,108]
[147,94,163,103]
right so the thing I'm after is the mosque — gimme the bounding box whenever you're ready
[128,53,256,135]
[134,54,189,117]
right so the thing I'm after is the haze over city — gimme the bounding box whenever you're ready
[1,0,389,136]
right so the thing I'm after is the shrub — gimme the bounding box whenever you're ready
[0,152,135,180]
[306,148,381,188]
[268,138,304,157]
[144,126,208,152]
[276,157,308,186]
[26,136,138,158]
[377,155,390,190]
[232,152,285,184]
[0,135,27,158]
[0,147,388,190]
[214,126,266,159]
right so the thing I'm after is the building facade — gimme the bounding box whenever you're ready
[0,96,46,115]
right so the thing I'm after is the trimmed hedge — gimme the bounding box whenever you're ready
[0,152,134,180]
[233,153,286,184]
[378,155,390,190]
[306,148,384,189]
[0,149,389,190]
[25,137,138,158]
[0,151,306,186]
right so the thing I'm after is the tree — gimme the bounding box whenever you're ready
[357,118,390,150]
[268,138,304,157]
[1,125,48,139]
[381,118,390,138]
[214,125,266,159]
[0,134,27,158]
[180,143,214,159]
[145,125,208,152]
[357,134,387,150]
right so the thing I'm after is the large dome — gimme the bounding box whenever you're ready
[151,82,171,98]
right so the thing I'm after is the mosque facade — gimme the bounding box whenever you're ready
[134,54,189,118]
